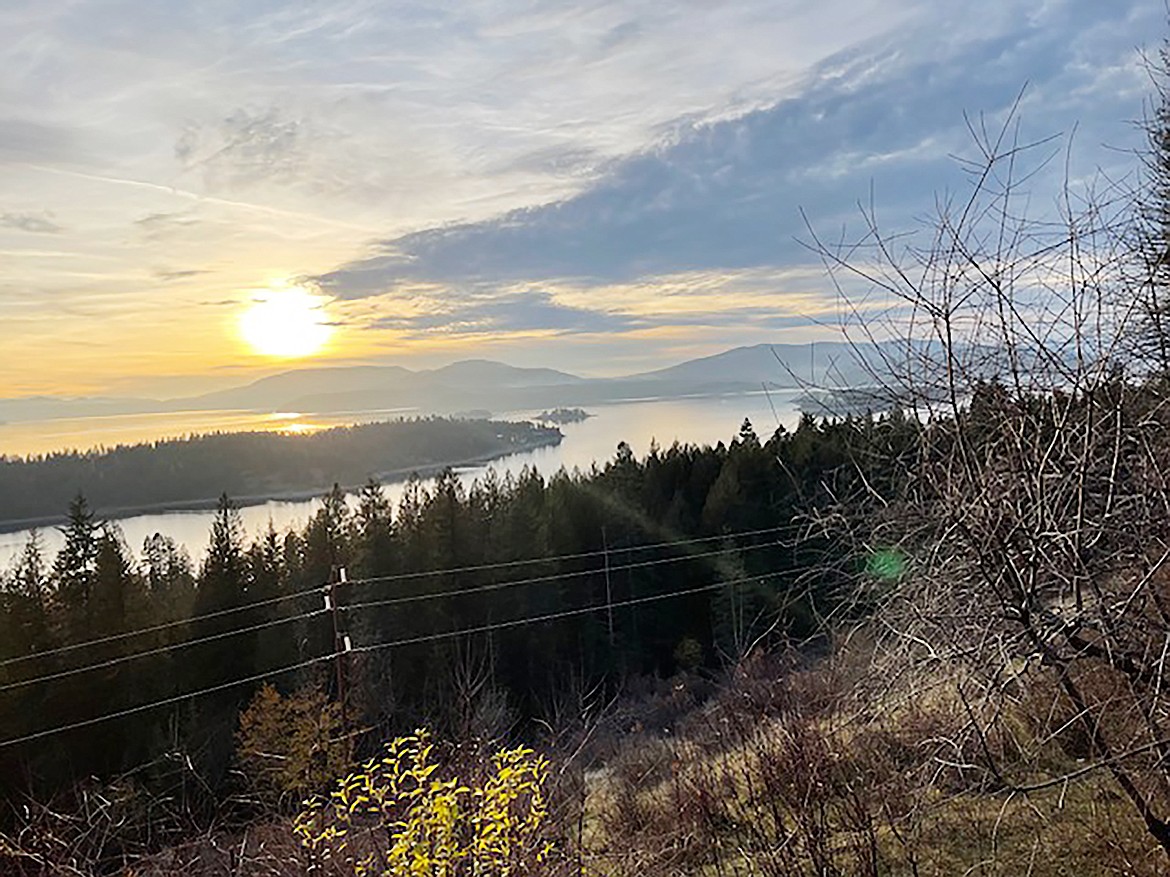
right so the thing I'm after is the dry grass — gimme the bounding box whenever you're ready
[5,643,1168,875]
[581,646,1168,877]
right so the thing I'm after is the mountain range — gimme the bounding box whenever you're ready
[0,342,886,424]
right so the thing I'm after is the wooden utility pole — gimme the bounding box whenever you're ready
[327,566,351,734]
[602,526,615,646]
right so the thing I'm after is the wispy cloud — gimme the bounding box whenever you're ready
[369,289,642,337]
[155,268,212,282]
[135,211,200,240]
[315,0,1153,300]
[0,0,1161,393]
[0,211,62,233]
[340,267,861,363]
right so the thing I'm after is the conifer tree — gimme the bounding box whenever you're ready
[191,493,251,681]
[1,532,50,659]
[304,483,352,583]
[199,493,247,605]
[91,526,137,636]
[186,494,253,790]
[142,532,195,622]
[53,494,99,636]
[356,478,395,578]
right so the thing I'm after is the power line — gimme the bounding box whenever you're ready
[0,653,333,750]
[0,583,327,671]
[342,522,809,588]
[0,573,772,749]
[0,522,812,671]
[0,608,328,695]
[0,540,781,692]
[352,575,762,652]
[342,541,781,613]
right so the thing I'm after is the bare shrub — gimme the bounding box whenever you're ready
[804,95,1170,861]
[0,766,193,876]
[591,655,910,877]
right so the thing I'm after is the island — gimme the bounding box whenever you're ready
[0,417,562,527]
[534,407,592,424]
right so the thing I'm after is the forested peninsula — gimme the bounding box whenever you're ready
[0,417,560,525]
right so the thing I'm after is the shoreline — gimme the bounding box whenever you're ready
[0,433,561,535]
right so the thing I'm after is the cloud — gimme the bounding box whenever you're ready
[314,0,1154,300]
[351,267,856,346]
[0,0,1162,393]
[363,286,836,341]
[134,211,201,240]
[175,108,306,191]
[0,212,62,233]
[369,288,643,337]
[0,118,86,165]
[154,268,211,282]
[0,0,917,230]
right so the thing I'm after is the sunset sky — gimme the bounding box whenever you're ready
[1,0,1159,398]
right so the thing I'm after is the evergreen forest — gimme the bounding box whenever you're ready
[0,413,898,804]
[0,417,560,523]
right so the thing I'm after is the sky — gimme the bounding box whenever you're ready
[0,0,1160,398]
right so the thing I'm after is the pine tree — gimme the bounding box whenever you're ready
[142,532,195,622]
[356,478,395,578]
[200,494,246,599]
[737,417,759,448]
[192,493,250,674]
[186,494,253,790]
[91,526,138,636]
[2,532,51,659]
[53,494,99,637]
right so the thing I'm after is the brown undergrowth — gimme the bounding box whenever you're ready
[2,640,1165,875]
[586,645,1166,877]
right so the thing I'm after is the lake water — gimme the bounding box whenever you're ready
[0,393,801,570]
[0,407,421,458]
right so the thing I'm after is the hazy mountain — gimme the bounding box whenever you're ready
[211,344,888,414]
[420,360,583,388]
[627,342,884,388]
[183,365,418,411]
[0,343,890,424]
[181,360,585,414]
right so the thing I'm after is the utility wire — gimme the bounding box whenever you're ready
[0,583,326,671]
[0,609,328,694]
[342,522,808,588]
[0,573,772,749]
[343,541,781,613]
[351,575,763,654]
[0,540,781,692]
[0,522,815,671]
[0,653,333,749]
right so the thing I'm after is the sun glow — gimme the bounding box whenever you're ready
[239,285,334,358]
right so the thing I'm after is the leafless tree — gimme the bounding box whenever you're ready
[807,96,1170,859]
[1133,34,1170,373]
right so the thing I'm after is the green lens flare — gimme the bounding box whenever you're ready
[866,548,906,581]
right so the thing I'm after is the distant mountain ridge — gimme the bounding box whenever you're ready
[627,342,882,387]
[0,342,887,424]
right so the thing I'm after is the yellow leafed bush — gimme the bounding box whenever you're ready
[293,729,558,876]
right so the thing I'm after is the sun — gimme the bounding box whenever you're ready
[239,285,334,358]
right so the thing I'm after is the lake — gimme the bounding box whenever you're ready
[0,407,421,458]
[0,393,801,570]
